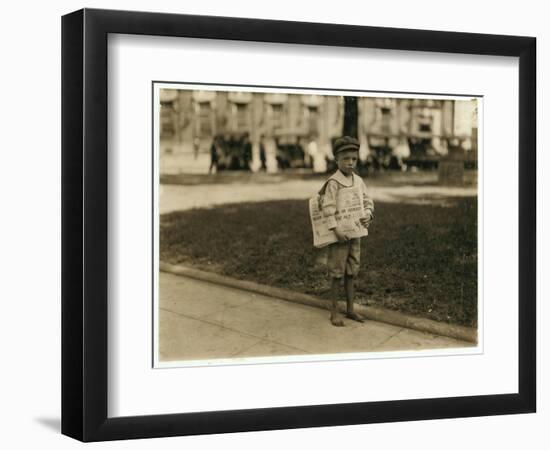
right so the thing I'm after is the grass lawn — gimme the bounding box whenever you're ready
[160,198,478,327]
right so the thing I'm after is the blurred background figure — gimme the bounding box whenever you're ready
[307,137,327,173]
[393,137,411,171]
[209,135,222,174]
[263,136,279,174]
[242,133,252,171]
[193,137,200,160]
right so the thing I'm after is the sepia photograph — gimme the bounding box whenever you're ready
[154,83,481,367]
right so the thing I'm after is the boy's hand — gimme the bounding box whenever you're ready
[360,211,373,228]
[334,227,349,242]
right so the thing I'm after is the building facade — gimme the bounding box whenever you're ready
[159,89,477,173]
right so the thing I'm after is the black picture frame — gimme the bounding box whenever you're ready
[61,8,536,442]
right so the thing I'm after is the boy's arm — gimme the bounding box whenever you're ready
[321,181,350,241]
[320,180,338,229]
[361,179,375,220]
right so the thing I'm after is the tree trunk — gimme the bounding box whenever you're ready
[343,96,358,138]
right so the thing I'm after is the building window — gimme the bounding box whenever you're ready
[379,106,393,135]
[235,103,248,131]
[307,106,319,136]
[271,103,284,129]
[160,102,176,138]
[419,123,431,133]
[198,102,212,136]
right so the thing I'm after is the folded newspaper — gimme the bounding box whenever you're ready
[309,184,368,248]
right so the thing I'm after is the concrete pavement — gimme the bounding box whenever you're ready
[159,272,473,363]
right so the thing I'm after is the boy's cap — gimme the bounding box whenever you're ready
[333,136,360,156]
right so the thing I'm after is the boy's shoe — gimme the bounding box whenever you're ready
[330,312,345,327]
[345,311,365,323]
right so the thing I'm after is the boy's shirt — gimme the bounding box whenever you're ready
[319,170,374,230]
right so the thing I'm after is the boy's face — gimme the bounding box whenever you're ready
[336,149,359,176]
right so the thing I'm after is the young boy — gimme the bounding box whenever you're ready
[320,136,374,327]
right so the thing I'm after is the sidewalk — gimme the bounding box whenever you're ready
[159,272,473,363]
[159,180,477,214]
